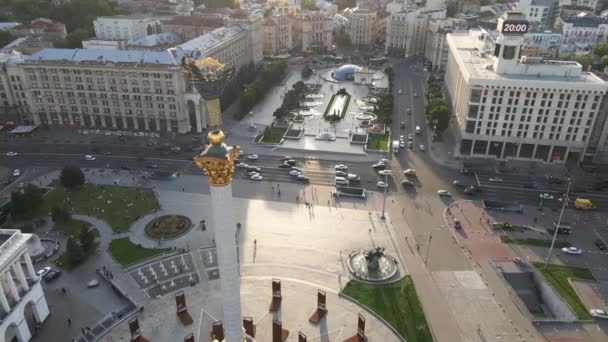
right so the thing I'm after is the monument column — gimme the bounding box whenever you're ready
[13,263,28,291]
[23,253,38,280]
[0,282,10,312]
[194,130,242,341]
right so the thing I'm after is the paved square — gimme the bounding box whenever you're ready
[129,253,199,299]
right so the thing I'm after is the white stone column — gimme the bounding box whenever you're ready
[24,253,38,281]
[7,271,20,301]
[0,281,10,312]
[209,183,243,342]
[13,263,29,291]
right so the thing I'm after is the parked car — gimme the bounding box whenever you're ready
[403,169,416,176]
[489,177,503,183]
[12,169,20,177]
[408,141,413,149]
[84,155,96,161]
[246,154,259,160]
[460,169,474,175]
[284,159,297,166]
[400,121,406,128]
[437,190,451,197]
[376,181,388,189]
[399,141,405,148]
[378,170,392,176]
[419,144,425,151]
[43,269,62,282]
[6,152,18,156]
[236,163,249,168]
[246,166,261,172]
[289,170,301,177]
[464,186,481,195]
[250,174,263,181]
[398,89,403,94]
[377,159,388,165]
[407,134,413,141]
[590,309,608,319]
[335,164,348,171]
[36,267,51,278]
[539,193,554,200]
[561,247,582,255]
[401,179,415,186]
[594,239,607,251]
[453,180,462,186]
[336,170,348,177]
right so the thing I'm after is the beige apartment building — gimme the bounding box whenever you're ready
[290,11,333,52]
[262,15,293,56]
[349,7,376,47]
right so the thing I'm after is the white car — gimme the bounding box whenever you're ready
[437,190,451,197]
[250,174,263,181]
[398,89,403,94]
[407,134,413,141]
[403,169,416,176]
[590,309,608,319]
[539,193,554,200]
[36,266,51,278]
[413,93,418,97]
[378,159,388,165]
[289,170,302,177]
[236,163,249,168]
[377,181,389,189]
[84,155,96,161]
[12,169,20,177]
[399,141,405,148]
[335,164,348,171]
[489,177,503,182]
[336,170,348,177]
[561,247,582,255]
[402,179,415,186]
[378,170,392,176]
[399,135,405,140]
[6,152,18,156]
[453,180,461,186]
[419,144,425,151]
[246,154,259,160]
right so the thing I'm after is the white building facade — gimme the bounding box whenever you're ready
[515,0,553,26]
[94,15,162,41]
[445,12,608,163]
[556,15,608,46]
[385,9,445,58]
[1,230,51,342]
[349,7,376,46]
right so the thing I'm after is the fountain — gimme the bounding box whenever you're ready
[346,246,398,283]
[27,234,47,260]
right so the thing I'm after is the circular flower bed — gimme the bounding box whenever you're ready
[144,215,192,240]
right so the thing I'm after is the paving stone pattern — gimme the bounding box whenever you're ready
[129,253,199,299]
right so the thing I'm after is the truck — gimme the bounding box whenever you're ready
[392,140,399,153]
[574,197,595,210]
[333,187,367,199]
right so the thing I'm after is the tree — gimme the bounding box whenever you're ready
[335,0,356,10]
[60,165,85,189]
[52,28,90,49]
[79,226,96,252]
[10,184,44,219]
[203,0,237,9]
[302,64,313,78]
[592,43,608,57]
[301,0,318,10]
[65,237,84,264]
[447,2,458,17]
[335,27,351,49]
[0,30,15,47]
[52,205,71,222]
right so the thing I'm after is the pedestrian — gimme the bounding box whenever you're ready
[416,244,420,252]
[254,239,257,246]
[81,328,86,335]
[61,287,66,295]
[402,208,405,215]
[277,191,281,198]
[272,186,274,192]
[67,318,71,326]
[405,236,408,242]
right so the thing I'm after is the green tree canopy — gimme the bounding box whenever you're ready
[79,226,96,252]
[0,30,16,48]
[66,237,84,264]
[203,0,238,8]
[301,0,319,10]
[60,165,85,189]
[52,205,71,222]
[10,184,43,219]
[335,0,356,10]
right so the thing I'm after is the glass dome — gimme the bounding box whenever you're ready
[333,64,362,80]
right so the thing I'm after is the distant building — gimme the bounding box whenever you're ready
[161,14,224,41]
[522,30,561,57]
[515,0,553,26]
[1,36,53,55]
[558,0,599,12]
[315,0,338,16]
[424,17,468,71]
[290,11,333,52]
[268,0,301,15]
[0,229,51,342]
[82,39,126,50]
[153,0,194,16]
[0,22,19,31]
[262,15,293,56]
[556,15,608,46]
[94,15,162,41]
[445,12,608,163]
[385,8,446,58]
[127,32,182,51]
[10,18,67,40]
[348,3,377,47]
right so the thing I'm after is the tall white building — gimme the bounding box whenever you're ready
[385,8,445,58]
[515,0,553,26]
[445,12,608,163]
[424,17,467,71]
[556,15,608,46]
[349,2,377,47]
[94,15,163,41]
[1,229,51,342]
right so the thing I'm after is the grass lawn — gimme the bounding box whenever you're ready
[53,219,100,239]
[500,235,571,248]
[366,133,390,151]
[532,262,595,319]
[256,127,287,144]
[109,237,171,267]
[43,183,159,232]
[492,223,528,232]
[342,277,432,342]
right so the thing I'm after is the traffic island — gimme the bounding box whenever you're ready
[144,215,192,240]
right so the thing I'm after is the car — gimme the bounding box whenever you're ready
[407,108,412,114]
[419,144,425,151]
[36,266,51,278]
[489,177,503,182]
[401,179,415,186]
[437,190,451,197]
[296,175,310,182]
[546,175,565,185]
[284,159,297,166]
[12,169,20,177]
[291,167,303,173]
[102,151,112,155]
[377,159,388,165]
[247,154,259,160]
[464,185,481,195]
[408,141,413,149]
[250,174,263,181]
[561,247,582,255]
[399,135,405,140]
[400,121,406,128]
[145,164,158,169]
[289,170,302,177]
[278,163,292,168]
[236,163,249,168]
[594,239,607,251]
[336,170,348,177]
[413,93,418,97]
[460,168,474,175]
[453,180,462,186]
[403,169,416,176]
[454,219,462,230]
[378,170,392,176]
[408,134,413,141]
[523,183,538,189]
[590,309,608,319]
[539,193,554,200]
[246,166,261,172]
[372,163,387,170]
[6,152,18,156]
[398,89,403,94]
[43,269,62,282]
[18,182,25,189]
[376,181,388,189]
[247,170,260,175]
[399,141,405,148]
[84,154,96,161]
[121,166,131,171]
[335,164,348,171]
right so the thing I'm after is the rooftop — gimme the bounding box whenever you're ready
[177,24,246,52]
[162,15,223,27]
[25,48,179,66]
[447,30,606,85]
[12,18,65,32]
[128,32,182,47]
[0,229,31,272]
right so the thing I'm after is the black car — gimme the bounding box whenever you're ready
[522,183,538,189]
[284,159,297,166]
[43,269,62,282]
[595,239,607,251]
[278,163,292,168]
[460,169,474,175]
[121,166,131,171]
[464,185,481,195]
[372,163,387,170]
[145,164,158,169]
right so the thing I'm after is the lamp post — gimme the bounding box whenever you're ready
[544,177,572,268]
[425,233,433,265]
[380,131,390,220]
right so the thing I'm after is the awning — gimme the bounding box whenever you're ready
[10,125,39,134]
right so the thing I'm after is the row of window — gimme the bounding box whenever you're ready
[26,69,172,79]
[38,110,179,118]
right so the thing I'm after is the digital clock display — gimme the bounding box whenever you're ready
[501,21,529,34]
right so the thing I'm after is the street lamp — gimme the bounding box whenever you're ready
[544,177,572,267]
[380,131,390,220]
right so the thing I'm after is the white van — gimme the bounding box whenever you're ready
[415,126,421,134]
[335,177,349,186]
